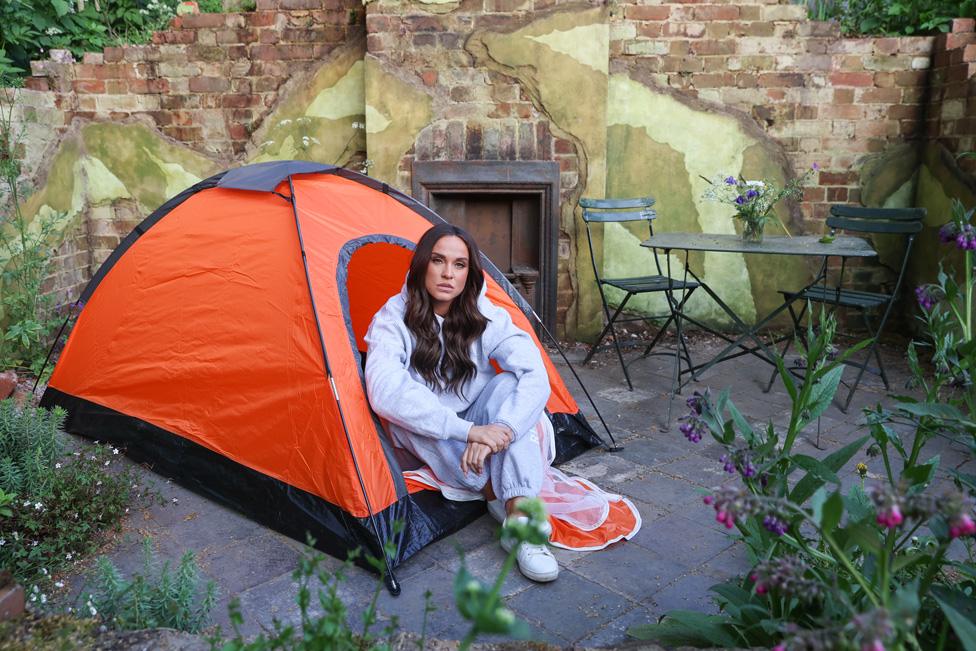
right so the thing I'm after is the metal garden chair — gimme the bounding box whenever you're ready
[579,197,700,399]
[766,205,925,412]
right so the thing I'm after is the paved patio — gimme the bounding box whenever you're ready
[54,335,973,647]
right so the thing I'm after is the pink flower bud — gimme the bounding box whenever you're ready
[703,495,714,505]
[716,511,727,524]
[755,583,767,595]
[772,645,786,651]
[889,505,903,526]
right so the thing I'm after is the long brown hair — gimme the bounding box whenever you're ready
[405,224,488,397]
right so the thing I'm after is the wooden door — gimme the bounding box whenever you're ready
[429,192,543,319]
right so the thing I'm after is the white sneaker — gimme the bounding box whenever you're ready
[500,515,559,583]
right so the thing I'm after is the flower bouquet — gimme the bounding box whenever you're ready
[702,165,817,243]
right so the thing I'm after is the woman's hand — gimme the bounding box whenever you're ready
[461,441,492,475]
[467,424,512,453]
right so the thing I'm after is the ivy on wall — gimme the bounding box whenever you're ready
[804,0,976,35]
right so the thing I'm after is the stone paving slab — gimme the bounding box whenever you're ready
[50,338,970,647]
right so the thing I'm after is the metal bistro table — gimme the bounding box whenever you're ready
[641,233,877,387]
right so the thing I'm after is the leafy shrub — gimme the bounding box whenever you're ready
[83,536,217,633]
[629,312,976,649]
[804,0,976,35]
[0,80,67,375]
[0,399,64,496]
[0,400,146,589]
[0,0,180,77]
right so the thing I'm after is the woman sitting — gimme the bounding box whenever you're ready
[364,223,558,583]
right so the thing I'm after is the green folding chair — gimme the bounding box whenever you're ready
[579,197,699,398]
[766,205,925,412]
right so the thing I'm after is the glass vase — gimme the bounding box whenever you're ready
[741,220,764,244]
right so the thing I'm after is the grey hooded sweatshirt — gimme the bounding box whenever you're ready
[364,283,550,442]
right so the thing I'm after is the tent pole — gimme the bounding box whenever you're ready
[528,308,620,452]
[287,177,401,596]
[32,311,75,394]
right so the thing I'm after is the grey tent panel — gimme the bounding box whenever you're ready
[218,161,335,192]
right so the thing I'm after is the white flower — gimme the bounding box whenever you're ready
[104,460,110,466]
[277,119,292,127]
[22,500,31,507]
[65,552,73,560]
[40,568,48,576]
[112,448,119,455]
[44,26,63,36]
[54,581,64,588]
[55,463,62,469]
[95,481,102,487]
[34,501,43,510]
[40,594,47,604]
[171,498,179,504]
[88,603,97,617]
[0,539,5,546]
[745,180,766,187]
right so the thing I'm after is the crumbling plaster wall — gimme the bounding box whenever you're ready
[6,0,976,341]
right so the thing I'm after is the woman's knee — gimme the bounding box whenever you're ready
[484,371,518,399]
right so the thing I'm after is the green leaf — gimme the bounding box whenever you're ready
[802,365,844,425]
[901,456,940,489]
[931,586,976,651]
[791,435,868,504]
[726,400,756,446]
[628,611,739,647]
[792,454,841,486]
[820,491,843,534]
[840,521,882,554]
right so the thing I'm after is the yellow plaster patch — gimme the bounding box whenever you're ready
[527,24,609,74]
[365,104,392,134]
[305,60,366,121]
[142,148,202,201]
[80,156,131,205]
[608,74,758,323]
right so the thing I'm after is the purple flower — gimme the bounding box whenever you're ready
[915,285,941,311]
[721,455,736,474]
[763,514,788,536]
[938,222,959,244]
[724,176,737,185]
[679,418,705,443]
[685,391,705,415]
[811,162,820,170]
[735,195,746,205]
[746,189,759,199]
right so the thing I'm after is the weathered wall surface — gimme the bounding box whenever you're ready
[5,0,365,317]
[910,18,976,312]
[5,0,976,340]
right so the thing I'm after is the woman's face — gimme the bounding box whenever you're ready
[425,235,470,316]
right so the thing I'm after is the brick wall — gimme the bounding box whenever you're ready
[611,1,934,228]
[925,18,976,174]
[366,0,592,332]
[24,0,363,159]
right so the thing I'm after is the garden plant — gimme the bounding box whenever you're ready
[804,0,976,35]
[0,399,148,602]
[630,193,976,649]
[212,503,549,650]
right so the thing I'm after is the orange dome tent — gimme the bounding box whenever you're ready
[41,161,608,594]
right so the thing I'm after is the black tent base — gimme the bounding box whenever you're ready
[40,389,487,586]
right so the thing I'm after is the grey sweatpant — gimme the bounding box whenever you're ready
[388,372,544,503]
